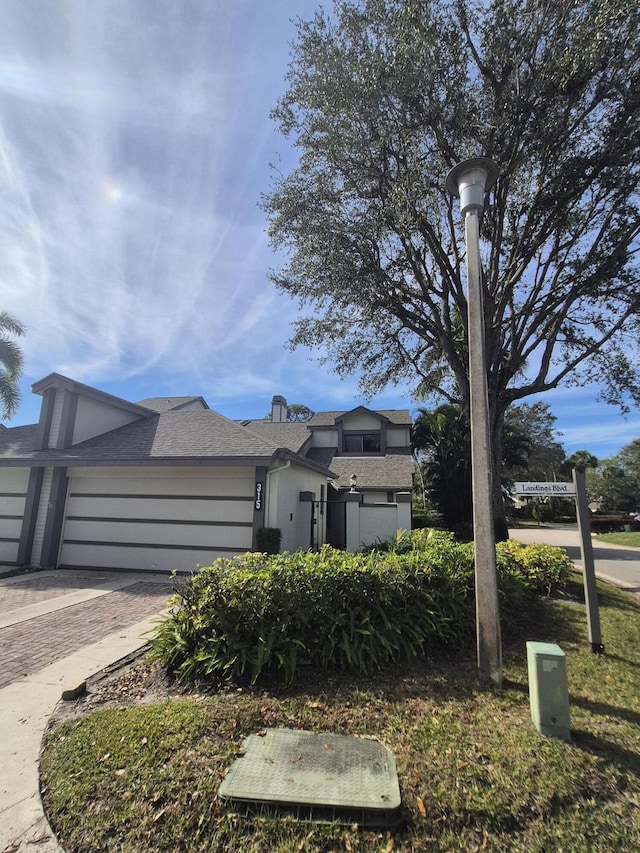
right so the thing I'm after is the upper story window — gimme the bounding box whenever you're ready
[343,432,381,453]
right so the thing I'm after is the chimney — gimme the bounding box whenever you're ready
[271,395,288,423]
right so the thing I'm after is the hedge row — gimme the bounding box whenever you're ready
[150,531,571,685]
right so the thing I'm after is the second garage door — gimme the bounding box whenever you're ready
[58,466,255,572]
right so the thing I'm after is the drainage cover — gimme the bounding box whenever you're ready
[218,728,402,828]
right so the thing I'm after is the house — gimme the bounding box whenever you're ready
[0,374,413,573]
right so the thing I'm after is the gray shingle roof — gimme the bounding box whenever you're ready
[327,452,414,490]
[307,408,412,427]
[51,411,281,461]
[238,420,311,454]
[0,424,40,460]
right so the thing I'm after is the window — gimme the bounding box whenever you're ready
[343,432,381,453]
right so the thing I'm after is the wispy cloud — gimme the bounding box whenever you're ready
[0,0,318,397]
[1,1,637,459]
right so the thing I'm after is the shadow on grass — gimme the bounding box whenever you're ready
[571,728,640,780]
[570,696,640,728]
[502,595,587,663]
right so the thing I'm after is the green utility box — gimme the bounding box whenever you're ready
[526,642,571,742]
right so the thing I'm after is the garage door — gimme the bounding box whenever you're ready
[0,467,30,566]
[58,466,255,572]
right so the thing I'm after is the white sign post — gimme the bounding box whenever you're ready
[515,475,603,653]
[572,468,604,654]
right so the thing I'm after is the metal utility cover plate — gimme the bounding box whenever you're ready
[219,728,401,825]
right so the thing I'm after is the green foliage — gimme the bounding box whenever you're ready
[150,533,570,684]
[587,457,640,513]
[255,527,282,554]
[263,0,640,539]
[496,539,572,595]
[0,310,25,420]
[413,404,472,530]
[40,574,640,852]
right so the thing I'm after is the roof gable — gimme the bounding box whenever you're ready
[136,396,210,413]
[307,408,412,428]
[336,405,390,425]
[32,373,152,417]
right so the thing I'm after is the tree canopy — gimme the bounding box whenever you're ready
[414,400,566,530]
[263,0,640,534]
[0,311,25,420]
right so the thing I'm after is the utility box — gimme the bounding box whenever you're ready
[526,642,571,742]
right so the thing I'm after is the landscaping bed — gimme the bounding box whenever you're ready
[39,537,640,852]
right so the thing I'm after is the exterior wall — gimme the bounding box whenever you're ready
[0,467,30,565]
[341,412,381,430]
[310,429,339,448]
[58,466,255,572]
[29,468,55,565]
[346,494,412,551]
[386,426,410,447]
[363,491,391,503]
[359,505,401,549]
[266,462,327,552]
[72,396,143,445]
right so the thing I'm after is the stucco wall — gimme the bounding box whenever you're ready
[341,411,381,430]
[358,504,403,548]
[266,462,327,552]
[72,396,143,445]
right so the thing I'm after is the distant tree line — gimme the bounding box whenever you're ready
[413,402,640,533]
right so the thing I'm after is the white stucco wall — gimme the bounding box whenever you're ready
[72,396,143,445]
[356,504,402,549]
[265,462,327,552]
[341,411,381,430]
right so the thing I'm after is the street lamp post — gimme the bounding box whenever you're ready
[446,158,502,686]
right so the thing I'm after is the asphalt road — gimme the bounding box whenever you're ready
[509,525,640,596]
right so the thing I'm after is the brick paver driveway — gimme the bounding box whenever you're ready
[0,570,173,689]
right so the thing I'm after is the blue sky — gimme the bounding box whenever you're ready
[0,0,638,459]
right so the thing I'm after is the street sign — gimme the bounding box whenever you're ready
[515,482,577,496]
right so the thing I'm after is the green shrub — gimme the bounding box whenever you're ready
[256,527,282,554]
[151,530,568,684]
[496,539,572,594]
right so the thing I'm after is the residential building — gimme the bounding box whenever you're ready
[0,374,413,572]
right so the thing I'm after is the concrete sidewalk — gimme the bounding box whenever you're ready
[0,570,173,852]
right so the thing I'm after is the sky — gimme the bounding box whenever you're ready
[0,0,638,459]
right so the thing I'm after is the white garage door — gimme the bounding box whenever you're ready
[0,467,30,566]
[59,466,255,572]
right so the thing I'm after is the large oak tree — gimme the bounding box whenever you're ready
[262,0,640,537]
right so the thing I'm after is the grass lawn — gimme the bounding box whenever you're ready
[595,531,640,548]
[40,572,640,852]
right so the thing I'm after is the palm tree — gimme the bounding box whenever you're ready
[0,311,25,420]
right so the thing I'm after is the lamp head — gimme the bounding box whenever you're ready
[446,157,498,215]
